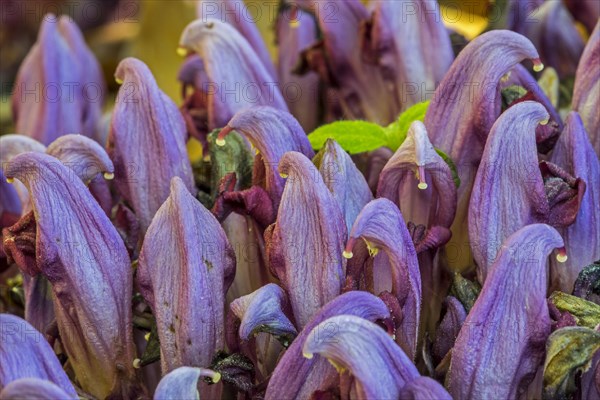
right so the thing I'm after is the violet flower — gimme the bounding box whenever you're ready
[572,21,599,156]
[469,101,584,283]
[137,177,235,378]
[366,0,454,109]
[548,112,600,292]
[265,291,391,399]
[425,30,543,271]
[153,366,221,400]
[0,314,77,398]
[11,14,104,145]
[266,151,346,329]
[343,198,420,359]
[432,296,467,363]
[108,57,195,233]
[2,152,141,398]
[0,172,20,230]
[447,224,565,399]
[0,378,74,400]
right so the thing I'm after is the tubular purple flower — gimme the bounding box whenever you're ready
[0,314,77,397]
[432,296,467,362]
[0,378,75,400]
[11,15,104,145]
[2,152,141,399]
[572,21,600,156]
[266,151,346,329]
[447,224,564,399]
[425,30,543,271]
[214,107,314,227]
[265,291,391,399]
[137,177,235,375]
[302,315,421,399]
[398,376,452,400]
[178,18,288,138]
[196,0,276,77]
[313,139,373,232]
[154,366,221,400]
[108,57,195,232]
[366,0,454,109]
[469,101,584,282]
[548,112,600,292]
[343,198,421,359]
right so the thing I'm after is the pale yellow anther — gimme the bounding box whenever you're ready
[215,138,226,147]
[279,172,289,178]
[540,118,549,126]
[144,332,151,341]
[176,47,188,57]
[6,177,14,183]
[533,63,545,72]
[103,172,114,180]
[290,19,300,28]
[115,77,123,85]
[303,352,314,359]
[342,250,353,259]
[556,253,568,263]
[418,182,428,190]
[133,359,141,369]
[211,372,222,383]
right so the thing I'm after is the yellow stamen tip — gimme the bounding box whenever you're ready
[115,77,123,85]
[418,182,428,190]
[540,118,549,126]
[303,352,314,359]
[279,172,288,178]
[144,332,150,341]
[290,20,300,28]
[133,359,141,369]
[6,177,14,183]
[212,372,221,383]
[556,253,568,263]
[215,138,226,147]
[103,172,114,180]
[176,47,188,57]
[342,250,353,259]
[533,63,544,72]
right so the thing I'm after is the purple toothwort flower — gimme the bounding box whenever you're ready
[154,367,221,400]
[447,224,565,399]
[343,198,421,359]
[2,152,141,398]
[137,177,235,396]
[265,151,346,329]
[11,14,105,145]
[0,378,75,399]
[108,57,195,232]
[469,101,585,283]
[548,112,600,292]
[572,21,599,156]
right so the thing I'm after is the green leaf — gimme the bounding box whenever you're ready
[435,148,461,188]
[549,291,600,329]
[384,100,431,151]
[308,121,387,155]
[449,273,481,313]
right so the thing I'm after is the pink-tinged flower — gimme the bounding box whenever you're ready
[297,0,399,124]
[11,15,105,145]
[343,198,421,359]
[154,367,221,400]
[0,378,75,400]
[447,224,565,399]
[469,101,585,283]
[2,153,141,399]
[276,5,320,131]
[572,21,600,156]
[0,314,77,398]
[178,19,288,144]
[266,151,346,329]
[425,30,542,271]
[548,112,600,292]
[302,315,451,399]
[136,178,235,388]
[366,0,454,109]
[108,57,195,232]
[313,139,373,232]
[196,0,276,77]
[265,291,391,399]
[213,107,314,228]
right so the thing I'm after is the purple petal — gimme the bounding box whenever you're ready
[137,177,235,374]
[432,296,467,362]
[265,291,391,399]
[398,376,452,400]
[303,315,419,399]
[266,151,346,329]
[109,57,195,232]
[178,19,288,131]
[564,0,600,34]
[366,147,393,192]
[0,315,76,397]
[0,378,75,400]
[572,21,600,156]
[2,152,139,399]
[425,30,542,271]
[196,0,276,77]
[344,198,421,359]
[548,112,600,292]
[0,172,20,228]
[229,283,296,343]
[367,0,453,108]
[314,139,373,232]
[11,15,104,145]
[154,366,221,400]
[46,134,113,183]
[447,224,564,399]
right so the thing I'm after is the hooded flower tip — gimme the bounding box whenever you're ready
[215,126,233,147]
[533,59,545,72]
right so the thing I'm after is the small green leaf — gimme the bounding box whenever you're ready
[449,273,481,313]
[435,148,461,188]
[501,85,528,110]
[549,291,600,329]
[308,121,387,154]
[384,100,431,151]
